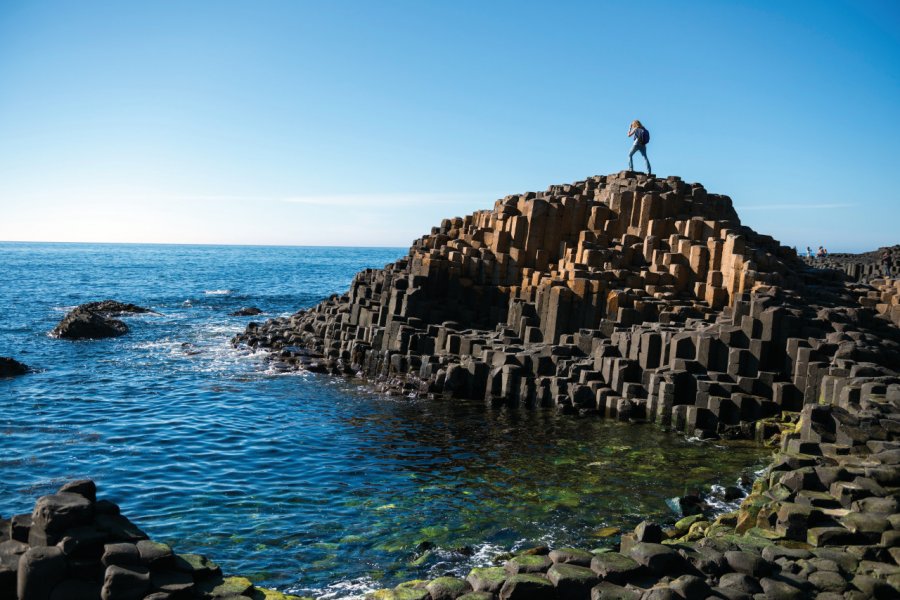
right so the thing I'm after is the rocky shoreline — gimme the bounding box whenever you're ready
[3,171,898,598]
[0,480,301,600]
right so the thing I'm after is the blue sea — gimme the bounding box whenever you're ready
[0,242,766,597]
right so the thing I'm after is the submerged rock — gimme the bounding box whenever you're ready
[230,306,263,316]
[0,356,30,377]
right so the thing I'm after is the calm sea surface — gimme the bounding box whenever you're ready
[0,242,767,597]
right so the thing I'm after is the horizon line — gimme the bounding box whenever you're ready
[0,239,409,250]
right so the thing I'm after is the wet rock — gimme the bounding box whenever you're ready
[629,543,689,576]
[546,563,599,600]
[426,576,471,600]
[230,307,263,317]
[30,492,94,545]
[58,479,97,503]
[102,543,140,567]
[590,552,642,584]
[18,546,67,600]
[0,356,29,377]
[590,581,640,600]
[498,573,554,600]
[668,574,710,598]
[101,564,150,600]
[466,567,507,593]
[633,521,663,544]
[51,308,129,340]
[717,572,762,595]
[505,554,552,574]
[549,547,595,567]
[723,550,772,578]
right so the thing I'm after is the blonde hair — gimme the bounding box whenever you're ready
[631,120,643,129]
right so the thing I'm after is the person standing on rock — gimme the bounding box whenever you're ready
[627,120,652,175]
[882,251,893,277]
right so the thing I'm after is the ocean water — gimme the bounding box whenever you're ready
[0,242,767,597]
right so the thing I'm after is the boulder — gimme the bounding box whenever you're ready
[18,546,67,600]
[498,574,554,600]
[51,308,128,340]
[0,356,29,377]
[101,564,150,600]
[230,307,263,316]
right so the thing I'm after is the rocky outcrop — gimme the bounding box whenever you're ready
[0,480,300,600]
[233,170,900,597]
[230,307,263,317]
[51,300,151,340]
[804,245,899,283]
[234,172,899,443]
[0,357,29,378]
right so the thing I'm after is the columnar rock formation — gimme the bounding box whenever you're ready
[0,481,299,600]
[234,172,899,444]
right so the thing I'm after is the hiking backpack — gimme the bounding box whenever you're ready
[639,127,650,145]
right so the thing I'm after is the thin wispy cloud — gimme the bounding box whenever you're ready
[281,192,493,207]
[737,203,855,211]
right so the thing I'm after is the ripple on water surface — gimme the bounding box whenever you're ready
[0,243,768,596]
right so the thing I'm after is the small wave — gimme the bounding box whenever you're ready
[303,576,378,600]
[204,289,232,295]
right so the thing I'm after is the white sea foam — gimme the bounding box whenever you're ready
[203,289,232,295]
[304,576,377,600]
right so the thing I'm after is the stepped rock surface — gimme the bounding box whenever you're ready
[232,171,900,599]
[0,480,300,600]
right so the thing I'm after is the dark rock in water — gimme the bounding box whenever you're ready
[230,307,263,316]
[678,494,707,517]
[79,300,151,315]
[51,308,128,339]
[0,356,29,377]
[50,300,152,339]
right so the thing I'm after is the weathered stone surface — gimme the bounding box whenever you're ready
[466,567,507,593]
[18,546,66,600]
[426,576,471,600]
[498,573,554,600]
[589,552,641,583]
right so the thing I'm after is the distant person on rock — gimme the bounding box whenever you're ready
[806,246,813,258]
[627,120,652,175]
[816,246,826,259]
[883,251,893,277]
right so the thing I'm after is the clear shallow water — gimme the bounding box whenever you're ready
[0,242,767,597]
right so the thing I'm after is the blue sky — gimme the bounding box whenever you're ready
[0,0,897,250]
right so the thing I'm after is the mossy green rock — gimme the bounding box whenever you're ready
[367,586,429,600]
[589,552,640,583]
[174,553,221,578]
[505,553,552,575]
[251,589,306,600]
[547,562,599,591]
[457,593,494,600]
[426,576,471,600]
[673,513,705,535]
[466,567,507,593]
[199,575,254,597]
[499,574,553,600]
